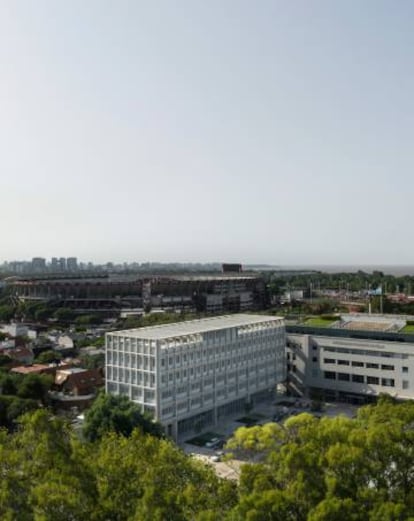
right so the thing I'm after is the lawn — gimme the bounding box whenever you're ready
[401,324,414,333]
[303,317,336,328]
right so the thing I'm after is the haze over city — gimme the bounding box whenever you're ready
[1,1,413,265]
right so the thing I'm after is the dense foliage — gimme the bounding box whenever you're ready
[227,395,414,520]
[0,372,52,430]
[1,397,414,520]
[83,392,165,441]
[0,409,236,521]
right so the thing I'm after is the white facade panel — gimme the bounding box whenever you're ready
[106,314,286,437]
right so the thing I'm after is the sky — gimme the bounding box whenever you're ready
[1,1,414,266]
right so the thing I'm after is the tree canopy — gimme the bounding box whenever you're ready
[0,409,236,521]
[83,391,164,442]
[0,397,414,519]
[226,396,414,520]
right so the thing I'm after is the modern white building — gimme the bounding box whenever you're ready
[106,314,285,438]
[286,314,414,402]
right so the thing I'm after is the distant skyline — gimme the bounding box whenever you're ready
[2,1,414,265]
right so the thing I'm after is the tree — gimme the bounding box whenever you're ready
[34,305,52,322]
[79,352,105,370]
[225,401,414,520]
[75,314,102,326]
[0,374,18,395]
[16,373,53,403]
[0,354,12,367]
[36,349,62,364]
[0,305,15,321]
[83,392,165,442]
[53,307,76,322]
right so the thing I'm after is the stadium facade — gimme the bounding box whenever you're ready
[9,273,266,313]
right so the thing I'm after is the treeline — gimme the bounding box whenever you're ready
[267,270,414,295]
[1,397,414,520]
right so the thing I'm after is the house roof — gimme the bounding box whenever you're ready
[11,363,50,374]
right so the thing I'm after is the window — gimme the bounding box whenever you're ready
[402,366,409,373]
[367,376,379,385]
[366,363,378,369]
[381,365,394,371]
[338,373,350,381]
[352,374,364,383]
[324,371,336,380]
[324,358,335,364]
[312,356,318,362]
[382,378,395,387]
[403,380,409,390]
[338,360,350,366]
[352,361,364,367]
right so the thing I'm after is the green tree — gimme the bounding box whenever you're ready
[0,305,15,321]
[83,392,165,442]
[16,374,53,403]
[75,314,103,325]
[36,349,62,364]
[0,374,18,395]
[79,352,105,369]
[53,307,76,321]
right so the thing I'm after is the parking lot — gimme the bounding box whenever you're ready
[179,397,359,479]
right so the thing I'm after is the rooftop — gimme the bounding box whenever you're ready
[108,314,283,340]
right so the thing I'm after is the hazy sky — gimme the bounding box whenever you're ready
[1,1,413,265]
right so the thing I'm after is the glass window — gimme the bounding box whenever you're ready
[338,373,350,381]
[352,361,364,367]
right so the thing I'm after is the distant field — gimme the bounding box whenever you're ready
[303,317,336,328]
[401,324,414,333]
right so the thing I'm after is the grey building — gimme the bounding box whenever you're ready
[106,314,286,438]
[286,315,414,403]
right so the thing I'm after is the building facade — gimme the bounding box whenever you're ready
[106,314,285,438]
[286,322,414,402]
[11,273,266,313]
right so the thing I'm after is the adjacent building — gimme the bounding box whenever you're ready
[286,314,414,402]
[106,314,285,438]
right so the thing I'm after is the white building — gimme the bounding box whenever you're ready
[286,315,414,402]
[106,314,285,438]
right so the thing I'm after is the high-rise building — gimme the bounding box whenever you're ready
[31,257,46,273]
[58,257,66,271]
[106,314,285,439]
[51,257,59,271]
[66,257,78,271]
